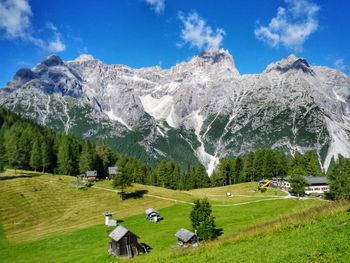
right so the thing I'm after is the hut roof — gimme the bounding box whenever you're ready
[108,167,117,175]
[175,228,195,243]
[304,176,329,185]
[145,208,159,216]
[109,225,138,242]
[86,171,97,177]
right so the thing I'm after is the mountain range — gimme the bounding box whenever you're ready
[1,49,349,174]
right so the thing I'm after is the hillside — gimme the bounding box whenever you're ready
[1,170,344,262]
[1,51,349,173]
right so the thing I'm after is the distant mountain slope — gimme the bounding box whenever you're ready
[1,50,350,173]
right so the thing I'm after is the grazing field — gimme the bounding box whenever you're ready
[1,169,346,263]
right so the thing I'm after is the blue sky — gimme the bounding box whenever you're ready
[0,0,349,87]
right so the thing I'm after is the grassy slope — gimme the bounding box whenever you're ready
[0,170,340,263]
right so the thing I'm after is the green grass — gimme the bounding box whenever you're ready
[1,169,344,263]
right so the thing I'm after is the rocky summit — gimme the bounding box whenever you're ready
[1,49,349,174]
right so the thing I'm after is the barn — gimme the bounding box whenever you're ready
[108,225,143,258]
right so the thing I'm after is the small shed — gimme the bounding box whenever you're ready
[108,225,143,258]
[105,211,117,227]
[86,170,97,181]
[145,208,160,222]
[108,167,118,180]
[175,228,198,246]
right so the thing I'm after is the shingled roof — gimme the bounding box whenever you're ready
[145,208,159,216]
[175,228,196,243]
[109,225,138,242]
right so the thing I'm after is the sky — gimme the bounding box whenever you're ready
[0,0,349,87]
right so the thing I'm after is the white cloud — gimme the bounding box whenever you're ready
[145,0,165,14]
[178,12,225,52]
[0,0,66,52]
[254,0,320,52]
[334,59,346,72]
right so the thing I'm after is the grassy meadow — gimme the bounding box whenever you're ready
[0,169,348,263]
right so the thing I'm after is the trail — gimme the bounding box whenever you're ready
[91,185,299,207]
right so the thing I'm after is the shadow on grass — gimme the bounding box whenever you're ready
[0,173,41,181]
[119,190,149,200]
[215,227,224,237]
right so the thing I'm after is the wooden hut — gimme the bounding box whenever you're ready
[108,225,143,258]
[86,170,97,181]
[145,208,160,222]
[108,167,118,180]
[175,228,198,246]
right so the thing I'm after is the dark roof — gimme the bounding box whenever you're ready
[175,228,195,243]
[304,176,329,185]
[109,225,138,242]
[145,208,159,216]
[108,167,117,175]
[86,171,97,177]
[285,176,329,185]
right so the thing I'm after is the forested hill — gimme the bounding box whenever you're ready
[0,107,211,189]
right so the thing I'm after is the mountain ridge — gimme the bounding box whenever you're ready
[1,49,349,174]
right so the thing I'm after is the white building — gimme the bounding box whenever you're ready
[278,176,329,195]
[303,176,329,195]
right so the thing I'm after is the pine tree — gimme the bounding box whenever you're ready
[57,137,74,175]
[95,140,113,178]
[41,140,51,173]
[79,141,94,174]
[113,166,132,197]
[0,132,6,172]
[4,124,22,173]
[289,172,308,197]
[243,152,255,181]
[29,139,41,171]
[190,198,217,241]
[194,164,210,188]
[328,156,350,200]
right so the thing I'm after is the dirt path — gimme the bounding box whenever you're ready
[91,185,295,207]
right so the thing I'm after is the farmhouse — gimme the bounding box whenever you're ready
[145,208,161,222]
[278,176,329,195]
[108,225,143,258]
[303,176,329,195]
[175,228,198,246]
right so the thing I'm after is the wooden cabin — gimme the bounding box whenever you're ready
[108,225,143,258]
[86,170,97,181]
[175,228,198,246]
[108,167,118,180]
[145,208,160,222]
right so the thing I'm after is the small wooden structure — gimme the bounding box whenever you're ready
[86,170,97,181]
[145,208,160,222]
[108,225,143,258]
[105,211,117,227]
[175,228,198,246]
[108,167,118,180]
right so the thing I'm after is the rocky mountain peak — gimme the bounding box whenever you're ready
[74,54,95,62]
[41,55,64,67]
[265,54,313,74]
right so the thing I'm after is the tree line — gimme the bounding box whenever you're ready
[0,107,349,198]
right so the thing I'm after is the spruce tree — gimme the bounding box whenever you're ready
[328,156,350,200]
[79,141,94,174]
[190,198,217,241]
[30,139,41,171]
[0,132,5,172]
[4,125,22,173]
[57,137,74,175]
[243,152,255,181]
[41,140,51,173]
